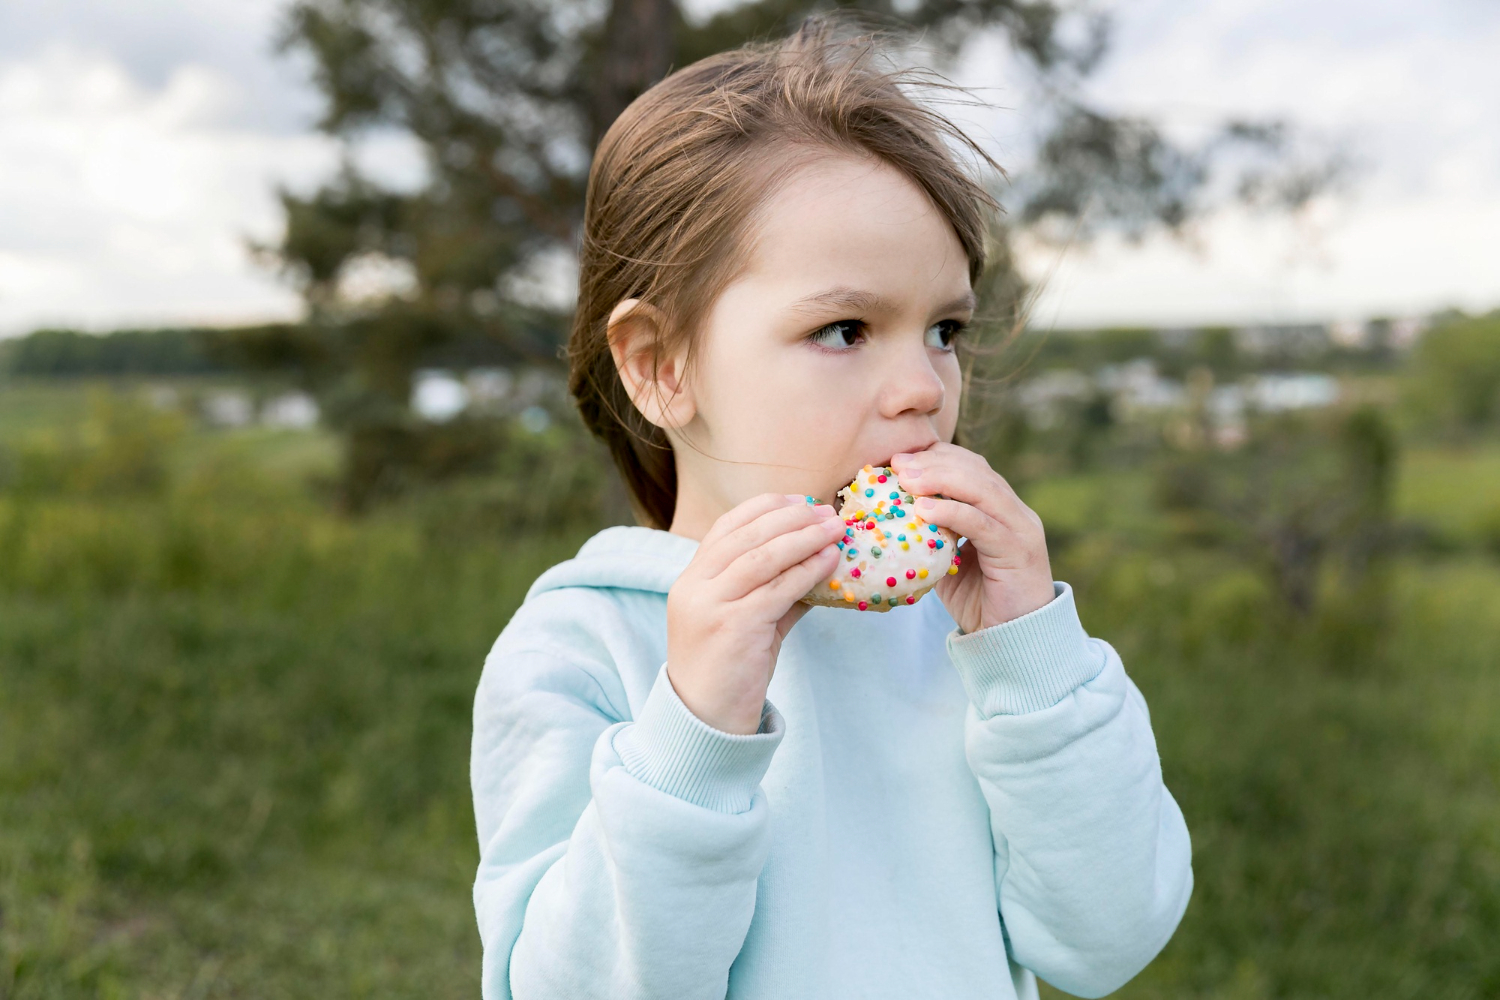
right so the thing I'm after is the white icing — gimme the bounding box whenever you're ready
[800,465,959,612]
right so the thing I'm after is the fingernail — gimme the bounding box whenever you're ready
[918,496,936,509]
[813,504,837,518]
[904,467,923,479]
[784,493,810,504]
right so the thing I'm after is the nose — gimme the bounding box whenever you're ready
[876,336,946,420]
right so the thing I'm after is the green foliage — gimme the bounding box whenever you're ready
[1,327,233,378]
[0,396,598,997]
[1404,311,1500,436]
[1150,407,1397,618]
[0,391,183,500]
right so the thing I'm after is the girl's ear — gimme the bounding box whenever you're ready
[607,299,697,431]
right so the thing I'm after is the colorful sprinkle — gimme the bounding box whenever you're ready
[844,590,855,602]
[889,491,899,500]
[935,539,944,549]
[870,594,882,605]
[927,539,937,549]
[900,542,909,550]
[905,569,916,579]
[858,601,869,610]
[918,568,928,579]
[897,534,906,541]
[947,565,958,575]
[864,488,875,497]
[953,556,962,566]
[905,595,916,605]
[886,576,897,587]
[877,474,887,483]
[871,546,882,557]
[850,567,861,578]
[829,580,840,589]
[928,524,938,532]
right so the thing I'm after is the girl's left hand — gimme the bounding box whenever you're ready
[890,443,1055,634]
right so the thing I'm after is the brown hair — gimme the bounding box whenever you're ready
[568,17,1000,529]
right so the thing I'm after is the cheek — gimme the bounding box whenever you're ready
[938,357,963,438]
[725,355,867,448]
[694,344,872,477]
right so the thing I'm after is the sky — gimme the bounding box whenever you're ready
[0,0,1496,335]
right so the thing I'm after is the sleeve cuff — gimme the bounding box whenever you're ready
[945,581,1105,717]
[612,665,784,813]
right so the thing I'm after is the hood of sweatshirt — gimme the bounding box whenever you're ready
[526,526,699,600]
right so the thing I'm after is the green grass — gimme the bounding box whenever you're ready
[1395,443,1500,548]
[1,384,1498,997]
[0,489,590,996]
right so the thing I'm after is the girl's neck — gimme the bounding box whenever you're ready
[666,487,721,542]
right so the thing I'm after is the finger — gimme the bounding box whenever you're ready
[700,500,838,579]
[700,492,803,550]
[892,443,1004,499]
[753,540,843,613]
[715,518,844,600]
[891,451,1034,531]
[915,496,1038,571]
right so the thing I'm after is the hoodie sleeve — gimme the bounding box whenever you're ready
[471,635,783,1000]
[944,583,1193,998]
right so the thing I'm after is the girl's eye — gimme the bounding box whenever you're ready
[925,319,966,351]
[808,320,865,350]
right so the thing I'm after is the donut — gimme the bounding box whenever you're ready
[799,465,961,612]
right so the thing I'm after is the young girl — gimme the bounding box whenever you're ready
[471,23,1192,1000]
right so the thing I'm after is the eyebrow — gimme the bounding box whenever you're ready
[787,286,977,317]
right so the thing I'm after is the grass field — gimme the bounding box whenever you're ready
[2,380,1498,998]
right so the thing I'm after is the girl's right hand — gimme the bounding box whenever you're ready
[666,493,845,735]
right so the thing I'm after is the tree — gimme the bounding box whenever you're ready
[1404,311,1500,437]
[1154,407,1397,620]
[258,0,1338,509]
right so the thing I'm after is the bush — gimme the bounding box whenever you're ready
[1404,311,1500,436]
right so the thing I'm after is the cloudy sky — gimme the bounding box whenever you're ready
[0,0,1496,335]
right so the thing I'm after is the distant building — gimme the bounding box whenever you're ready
[203,390,253,428]
[1246,373,1340,411]
[1097,359,1185,415]
[261,392,320,429]
[1017,369,1093,428]
[1231,324,1331,358]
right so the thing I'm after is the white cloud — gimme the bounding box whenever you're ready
[1011,0,1500,326]
[0,41,339,333]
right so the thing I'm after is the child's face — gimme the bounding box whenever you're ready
[670,154,973,533]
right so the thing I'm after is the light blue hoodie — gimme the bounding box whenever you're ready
[471,525,1192,999]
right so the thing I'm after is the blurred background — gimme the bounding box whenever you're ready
[1,1,1498,996]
